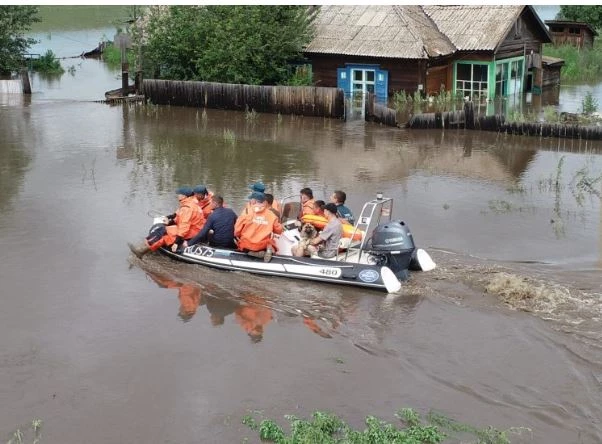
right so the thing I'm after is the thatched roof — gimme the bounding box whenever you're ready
[304,5,455,59]
[424,5,527,51]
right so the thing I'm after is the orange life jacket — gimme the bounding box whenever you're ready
[234,204,283,252]
[197,192,214,218]
[301,214,364,241]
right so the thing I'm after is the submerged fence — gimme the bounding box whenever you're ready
[143,79,345,118]
[0,80,23,94]
[407,102,602,141]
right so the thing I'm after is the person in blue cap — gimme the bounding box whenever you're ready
[193,184,214,219]
[244,181,281,216]
[234,191,282,262]
[248,181,266,193]
[128,186,204,258]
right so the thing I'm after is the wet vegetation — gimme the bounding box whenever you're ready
[5,419,42,444]
[543,39,602,83]
[29,49,64,75]
[242,408,524,443]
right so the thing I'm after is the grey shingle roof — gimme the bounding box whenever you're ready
[304,5,455,59]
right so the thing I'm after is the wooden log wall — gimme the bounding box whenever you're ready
[143,79,345,118]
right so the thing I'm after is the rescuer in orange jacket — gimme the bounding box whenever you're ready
[243,181,281,216]
[193,184,215,219]
[234,191,283,262]
[129,186,205,258]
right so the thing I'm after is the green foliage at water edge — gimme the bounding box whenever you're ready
[242,408,522,443]
[0,6,40,75]
[133,6,316,85]
[29,49,64,74]
[543,39,602,82]
[102,43,135,68]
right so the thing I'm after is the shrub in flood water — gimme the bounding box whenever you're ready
[30,50,64,75]
[242,408,521,443]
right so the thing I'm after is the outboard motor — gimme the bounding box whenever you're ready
[367,220,415,278]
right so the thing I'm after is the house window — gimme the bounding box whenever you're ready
[550,26,564,33]
[569,27,580,34]
[456,63,488,100]
[340,72,347,79]
[351,68,375,96]
[495,59,524,97]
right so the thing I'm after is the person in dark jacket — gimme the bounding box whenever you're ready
[185,195,237,249]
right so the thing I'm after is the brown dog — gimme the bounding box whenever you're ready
[297,222,318,251]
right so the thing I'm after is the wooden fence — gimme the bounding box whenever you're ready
[407,102,602,141]
[143,79,345,118]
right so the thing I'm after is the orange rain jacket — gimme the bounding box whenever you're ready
[299,198,315,219]
[149,196,205,251]
[197,192,214,218]
[234,203,283,252]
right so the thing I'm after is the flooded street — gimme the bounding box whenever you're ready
[1,17,602,444]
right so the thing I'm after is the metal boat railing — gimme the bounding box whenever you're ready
[343,195,393,262]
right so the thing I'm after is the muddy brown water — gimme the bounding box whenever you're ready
[2,56,602,443]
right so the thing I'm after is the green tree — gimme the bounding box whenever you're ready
[0,6,40,75]
[557,6,602,30]
[136,5,315,85]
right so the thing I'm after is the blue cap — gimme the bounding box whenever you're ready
[248,181,265,193]
[248,191,266,202]
[176,186,194,197]
[193,185,208,195]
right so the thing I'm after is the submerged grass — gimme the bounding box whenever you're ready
[6,419,42,444]
[243,408,522,444]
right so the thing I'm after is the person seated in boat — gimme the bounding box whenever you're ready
[193,184,214,219]
[313,200,325,217]
[185,195,238,249]
[264,193,281,220]
[298,187,315,219]
[292,203,342,258]
[244,181,281,216]
[330,190,355,225]
[128,186,205,258]
[234,191,283,262]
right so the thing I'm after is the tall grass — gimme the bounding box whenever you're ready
[102,43,136,68]
[543,40,602,82]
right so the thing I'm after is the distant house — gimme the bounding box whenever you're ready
[303,5,552,102]
[544,20,597,49]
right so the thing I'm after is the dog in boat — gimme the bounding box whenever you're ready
[297,222,319,251]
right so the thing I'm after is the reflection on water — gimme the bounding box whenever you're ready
[143,269,341,342]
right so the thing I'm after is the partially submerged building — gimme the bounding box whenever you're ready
[304,5,553,102]
[545,20,597,49]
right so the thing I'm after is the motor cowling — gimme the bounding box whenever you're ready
[368,220,415,278]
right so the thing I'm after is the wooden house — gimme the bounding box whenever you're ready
[544,20,597,49]
[304,5,552,102]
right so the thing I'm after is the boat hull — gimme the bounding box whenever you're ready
[157,244,407,292]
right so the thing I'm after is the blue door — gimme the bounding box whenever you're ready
[337,68,350,96]
[375,70,388,102]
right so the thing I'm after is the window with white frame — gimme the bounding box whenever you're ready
[456,63,488,100]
